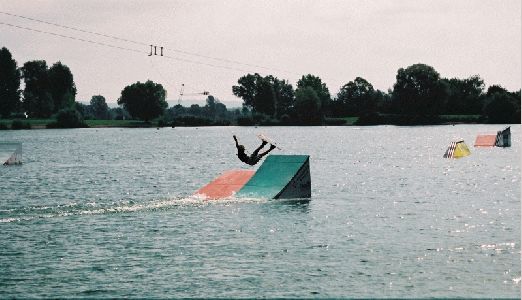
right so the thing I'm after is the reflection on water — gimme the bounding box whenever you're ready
[0,125,519,298]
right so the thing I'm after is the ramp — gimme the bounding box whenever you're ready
[236,155,311,199]
[194,170,255,200]
[474,135,496,147]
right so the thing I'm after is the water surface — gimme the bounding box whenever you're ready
[0,125,520,298]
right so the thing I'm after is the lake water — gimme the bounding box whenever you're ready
[0,125,520,298]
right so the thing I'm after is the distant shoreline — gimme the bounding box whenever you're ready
[0,114,500,130]
[1,118,513,131]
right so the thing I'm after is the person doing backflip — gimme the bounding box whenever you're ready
[233,135,276,166]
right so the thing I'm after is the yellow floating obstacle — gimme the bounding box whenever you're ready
[443,140,471,159]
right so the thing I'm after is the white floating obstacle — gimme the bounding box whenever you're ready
[0,142,22,165]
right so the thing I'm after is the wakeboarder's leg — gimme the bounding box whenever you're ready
[257,144,276,158]
[252,140,268,156]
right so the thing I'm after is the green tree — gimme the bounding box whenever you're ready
[486,85,508,97]
[296,74,330,120]
[294,86,321,124]
[232,73,277,116]
[483,86,520,124]
[272,77,294,118]
[21,60,54,118]
[108,107,130,120]
[75,101,92,119]
[215,102,228,119]
[48,108,87,128]
[391,64,447,118]
[117,80,167,122]
[188,104,202,116]
[204,95,228,120]
[48,62,76,112]
[0,47,21,118]
[444,75,485,114]
[512,90,521,123]
[205,95,217,118]
[169,104,186,117]
[336,77,376,116]
[89,95,109,119]
[374,89,393,113]
[254,76,275,116]
[232,73,260,110]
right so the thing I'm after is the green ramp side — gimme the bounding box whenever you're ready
[236,155,311,199]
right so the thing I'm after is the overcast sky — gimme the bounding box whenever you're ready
[1,0,520,106]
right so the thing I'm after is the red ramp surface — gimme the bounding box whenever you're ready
[194,170,255,200]
[474,135,496,147]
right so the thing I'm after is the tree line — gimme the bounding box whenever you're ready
[0,47,126,128]
[0,46,243,128]
[0,47,78,119]
[232,65,520,125]
[1,46,520,128]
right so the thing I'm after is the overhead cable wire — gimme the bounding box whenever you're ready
[0,10,298,76]
[163,46,291,75]
[0,21,145,54]
[0,21,251,74]
[0,10,148,46]
[162,54,250,73]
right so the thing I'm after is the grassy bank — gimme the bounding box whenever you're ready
[0,118,50,128]
[85,120,158,127]
[0,119,159,129]
[0,114,487,130]
[440,114,481,123]
[339,117,358,125]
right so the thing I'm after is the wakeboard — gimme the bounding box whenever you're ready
[257,133,282,150]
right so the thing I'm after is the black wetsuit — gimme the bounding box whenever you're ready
[234,136,275,166]
[237,149,260,166]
